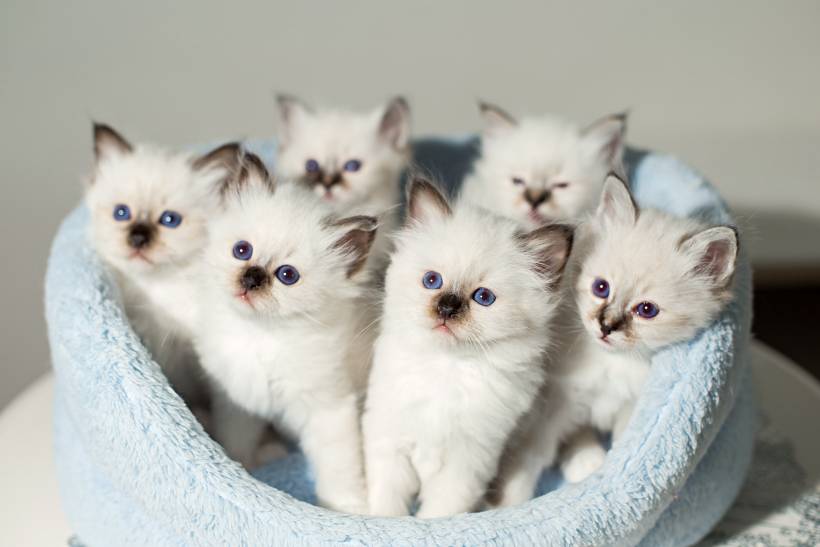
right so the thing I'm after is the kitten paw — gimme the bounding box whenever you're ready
[561,444,607,483]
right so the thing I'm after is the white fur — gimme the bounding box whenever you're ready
[363,183,571,518]
[193,175,374,514]
[460,105,625,230]
[275,96,410,271]
[85,133,228,403]
[494,175,739,506]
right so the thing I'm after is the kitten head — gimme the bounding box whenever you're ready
[384,177,574,348]
[205,153,377,321]
[85,123,240,275]
[275,95,410,210]
[575,174,739,353]
[465,102,626,229]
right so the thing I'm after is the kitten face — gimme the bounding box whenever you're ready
[384,178,573,347]
[85,124,238,275]
[575,175,739,353]
[466,103,626,229]
[205,154,376,320]
[275,95,410,211]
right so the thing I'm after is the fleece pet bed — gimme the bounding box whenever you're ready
[46,137,754,546]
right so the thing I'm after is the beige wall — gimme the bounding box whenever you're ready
[1,0,819,408]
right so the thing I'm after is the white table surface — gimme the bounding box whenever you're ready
[1,341,818,547]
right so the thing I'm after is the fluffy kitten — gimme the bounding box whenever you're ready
[194,153,376,514]
[494,174,739,505]
[275,95,410,269]
[362,178,574,518]
[85,123,239,403]
[460,102,626,229]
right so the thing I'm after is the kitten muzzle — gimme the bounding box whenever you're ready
[127,222,155,250]
[240,266,269,291]
[524,188,551,209]
[321,171,344,189]
[437,293,465,320]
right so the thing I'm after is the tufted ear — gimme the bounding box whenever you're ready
[478,101,518,138]
[276,94,313,147]
[596,173,637,227]
[406,176,452,225]
[378,96,411,150]
[680,226,739,288]
[519,223,574,283]
[192,142,242,173]
[93,122,133,164]
[582,111,627,167]
[222,152,275,198]
[331,215,379,278]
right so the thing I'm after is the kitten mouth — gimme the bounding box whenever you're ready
[433,321,456,336]
[129,251,153,264]
[236,290,256,309]
[527,210,545,224]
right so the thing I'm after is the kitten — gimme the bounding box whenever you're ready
[85,123,239,403]
[362,178,574,518]
[493,174,739,506]
[193,153,376,514]
[275,94,410,270]
[460,102,626,229]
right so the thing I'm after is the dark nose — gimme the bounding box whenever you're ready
[524,188,550,209]
[322,172,343,188]
[437,293,464,320]
[600,317,625,337]
[241,266,269,291]
[600,322,614,337]
[127,223,153,249]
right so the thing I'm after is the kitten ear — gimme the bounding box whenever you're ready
[331,215,379,278]
[222,152,275,197]
[406,176,452,224]
[93,122,133,163]
[378,96,411,150]
[680,226,739,288]
[519,223,575,282]
[478,101,518,137]
[276,94,313,147]
[191,141,242,173]
[596,173,637,226]
[582,112,627,167]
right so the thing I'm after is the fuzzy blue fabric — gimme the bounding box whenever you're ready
[47,137,754,546]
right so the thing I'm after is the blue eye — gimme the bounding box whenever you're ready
[592,278,610,299]
[422,271,443,290]
[233,240,253,261]
[305,159,320,173]
[275,265,300,285]
[159,210,182,228]
[113,204,131,221]
[472,287,496,307]
[634,301,659,319]
[343,159,362,172]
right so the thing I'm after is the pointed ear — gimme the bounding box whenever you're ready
[596,173,637,226]
[406,176,452,224]
[378,96,411,150]
[191,141,242,172]
[519,223,574,283]
[680,226,739,288]
[222,152,275,198]
[93,123,133,163]
[583,112,627,166]
[478,101,517,137]
[276,94,312,147]
[331,215,379,278]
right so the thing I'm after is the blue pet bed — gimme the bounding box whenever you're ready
[47,138,754,546]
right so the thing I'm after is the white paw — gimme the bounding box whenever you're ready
[561,444,607,483]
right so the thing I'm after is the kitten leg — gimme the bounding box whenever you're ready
[211,391,267,469]
[560,427,606,483]
[364,439,419,517]
[415,449,497,518]
[612,399,636,441]
[300,395,368,514]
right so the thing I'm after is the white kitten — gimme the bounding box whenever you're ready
[460,102,626,229]
[275,95,411,270]
[85,123,239,403]
[362,178,574,518]
[494,174,739,505]
[193,153,376,514]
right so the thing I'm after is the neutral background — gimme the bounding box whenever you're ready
[1,1,819,409]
